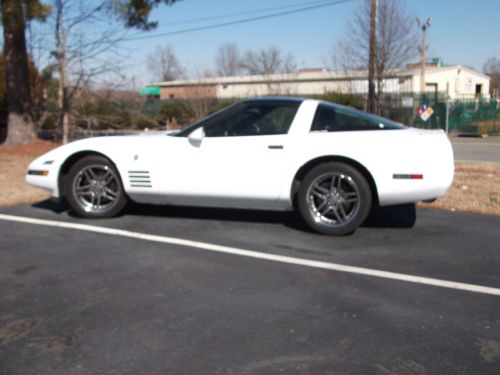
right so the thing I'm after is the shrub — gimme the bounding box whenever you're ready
[157,102,193,128]
[134,114,158,130]
[207,98,240,114]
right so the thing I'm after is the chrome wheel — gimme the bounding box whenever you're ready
[298,162,371,235]
[306,172,360,228]
[72,164,121,214]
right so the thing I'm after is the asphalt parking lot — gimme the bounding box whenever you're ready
[1,201,500,374]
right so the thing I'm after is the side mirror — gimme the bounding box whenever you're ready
[188,127,205,147]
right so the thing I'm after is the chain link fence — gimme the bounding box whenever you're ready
[378,92,499,135]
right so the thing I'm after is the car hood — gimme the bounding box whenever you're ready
[30,132,175,165]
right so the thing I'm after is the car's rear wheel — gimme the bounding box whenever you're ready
[65,155,126,218]
[297,162,372,235]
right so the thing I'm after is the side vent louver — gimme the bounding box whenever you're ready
[128,171,152,188]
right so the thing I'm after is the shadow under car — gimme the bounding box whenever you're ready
[32,199,416,234]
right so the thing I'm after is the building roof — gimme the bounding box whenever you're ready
[139,86,161,96]
[150,65,490,88]
[152,69,406,87]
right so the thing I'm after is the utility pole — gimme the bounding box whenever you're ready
[368,0,377,114]
[417,17,432,95]
[445,82,450,134]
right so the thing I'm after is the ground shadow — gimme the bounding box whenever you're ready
[32,199,70,214]
[126,202,313,232]
[32,199,416,232]
[363,203,416,228]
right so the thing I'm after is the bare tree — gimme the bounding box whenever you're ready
[184,69,215,120]
[49,0,132,143]
[331,0,418,112]
[70,71,136,131]
[147,46,185,82]
[241,46,296,75]
[215,43,243,77]
[1,0,180,146]
[484,57,500,96]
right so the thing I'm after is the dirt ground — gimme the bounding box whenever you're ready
[418,163,500,216]
[0,141,57,207]
[1,140,499,216]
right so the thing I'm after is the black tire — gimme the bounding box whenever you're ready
[65,155,126,218]
[297,162,372,235]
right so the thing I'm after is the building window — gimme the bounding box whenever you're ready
[475,84,482,98]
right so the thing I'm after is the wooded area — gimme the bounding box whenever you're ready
[1,0,180,145]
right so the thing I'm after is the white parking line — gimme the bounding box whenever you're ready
[1,213,500,297]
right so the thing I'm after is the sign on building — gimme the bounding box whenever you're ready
[402,96,414,108]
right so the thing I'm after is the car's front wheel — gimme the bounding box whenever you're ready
[297,162,372,235]
[65,155,126,218]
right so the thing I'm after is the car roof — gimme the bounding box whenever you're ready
[240,97,305,106]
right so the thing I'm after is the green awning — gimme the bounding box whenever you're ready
[139,86,161,96]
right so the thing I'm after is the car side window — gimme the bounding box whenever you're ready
[204,104,298,137]
[311,104,380,132]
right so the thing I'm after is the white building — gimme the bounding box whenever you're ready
[410,65,490,99]
[149,65,490,101]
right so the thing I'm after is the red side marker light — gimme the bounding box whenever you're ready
[393,174,424,180]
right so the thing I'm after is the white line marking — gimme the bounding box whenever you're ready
[1,213,500,297]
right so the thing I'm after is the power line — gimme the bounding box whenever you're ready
[158,0,344,27]
[124,0,356,42]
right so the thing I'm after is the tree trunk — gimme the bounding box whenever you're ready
[55,0,71,144]
[1,0,37,146]
[376,78,383,115]
[367,0,377,114]
[57,60,70,144]
[61,110,70,144]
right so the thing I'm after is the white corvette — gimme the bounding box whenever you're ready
[26,98,454,235]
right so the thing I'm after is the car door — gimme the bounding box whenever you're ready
[159,101,300,208]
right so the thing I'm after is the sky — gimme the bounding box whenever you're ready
[118,0,500,86]
[22,0,500,88]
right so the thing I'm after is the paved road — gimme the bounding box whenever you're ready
[1,202,500,374]
[451,136,500,163]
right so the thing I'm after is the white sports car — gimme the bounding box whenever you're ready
[26,98,454,235]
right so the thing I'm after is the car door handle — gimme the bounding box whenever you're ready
[268,145,284,149]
